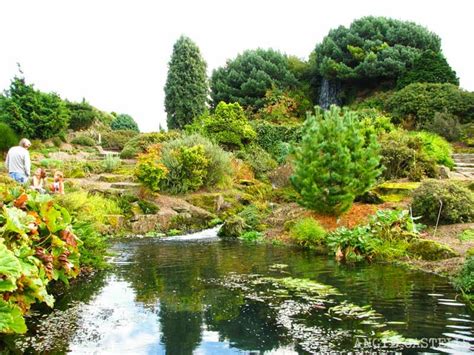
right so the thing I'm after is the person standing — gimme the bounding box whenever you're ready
[5,138,32,183]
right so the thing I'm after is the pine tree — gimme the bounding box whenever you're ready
[164,36,209,130]
[291,106,382,215]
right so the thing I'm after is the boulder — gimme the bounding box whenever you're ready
[407,239,458,261]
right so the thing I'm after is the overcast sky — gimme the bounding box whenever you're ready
[1,0,473,132]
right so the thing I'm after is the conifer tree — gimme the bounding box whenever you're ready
[164,36,209,130]
[291,106,382,215]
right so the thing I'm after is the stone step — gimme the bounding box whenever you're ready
[110,182,141,189]
[455,167,474,173]
[453,154,474,158]
[454,162,474,168]
[98,174,134,183]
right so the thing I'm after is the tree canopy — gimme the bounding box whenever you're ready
[0,77,70,139]
[210,48,297,111]
[111,113,139,132]
[164,35,209,130]
[313,16,442,82]
[67,99,97,131]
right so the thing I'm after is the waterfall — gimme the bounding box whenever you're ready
[319,78,341,109]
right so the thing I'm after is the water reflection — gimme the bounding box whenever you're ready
[3,237,474,354]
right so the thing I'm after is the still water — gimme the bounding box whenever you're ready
[5,229,474,354]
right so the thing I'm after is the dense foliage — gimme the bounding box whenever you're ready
[160,134,231,194]
[0,77,70,139]
[251,120,302,163]
[66,100,97,131]
[396,50,458,89]
[71,134,96,146]
[165,36,209,130]
[314,16,441,82]
[288,218,326,249]
[0,190,81,334]
[379,130,438,181]
[120,131,181,158]
[188,102,256,150]
[111,113,139,132]
[135,144,169,192]
[0,122,18,152]
[235,145,277,179]
[326,209,421,262]
[386,83,474,125]
[410,131,453,168]
[100,129,138,150]
[291,106,382,215]
[210,48,297,110]
[455,257,474,295]
[422,111,462,142]
[412,180,474,225]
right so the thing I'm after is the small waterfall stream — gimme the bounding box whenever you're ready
[319,78,341,109]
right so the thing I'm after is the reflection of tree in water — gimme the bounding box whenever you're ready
[118,241,335,353]
[160,303,202,355]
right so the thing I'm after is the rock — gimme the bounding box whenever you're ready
[407,239,458,261]
[218,215,247,239]
[110,182,141,189]
[49,152,73,161]
[355,190,383,204]
[99,174,133,183]
[105,214,125,233]
[438,165,450,179]
[60,143,74,152]
[130,209,179,234]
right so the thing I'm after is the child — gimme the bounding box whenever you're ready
[31,168,47,193]
[51,170,65,195]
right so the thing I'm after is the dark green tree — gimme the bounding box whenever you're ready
[164,35,209,130]
[67,99,97,131]
[210,48,297,110]
[313,16,441,83]
[291,106,382,215]
[397,50,459,89]
[111,113,139,132]
[0,77,70,139]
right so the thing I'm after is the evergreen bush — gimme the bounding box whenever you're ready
[422,111,462,142]
[412,180,474,224]
[289,218,326,249]
[71,135,96,146]
[101,130,138,150]
[0,123,18,152]
[291,106,382,215]
[120,131,180,158]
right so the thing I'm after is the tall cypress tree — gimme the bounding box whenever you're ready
[164,36,209,130]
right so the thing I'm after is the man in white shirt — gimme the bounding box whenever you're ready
[5,138,32,183]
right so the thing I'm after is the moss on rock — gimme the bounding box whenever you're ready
[408,239,458,261]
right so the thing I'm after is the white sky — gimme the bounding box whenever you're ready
[1,0,473,132]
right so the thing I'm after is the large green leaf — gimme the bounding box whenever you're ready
[41,203,67,233]
[1,206,34,237]
[0,242,21,292]
[0,299,26,334]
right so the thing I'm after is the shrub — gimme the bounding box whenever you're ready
[56,191,122,233]
[102,154,121,173]
[111,113,139,132]
[412,180,474,225]
[386,83,474,125]
[0,122,18,152]
[289,218,326,249]
[455,256,474,294]
[251,120,302,162]
[135,144,168,192]
[188,102,256,150]
[52,136,62,147]
[161,144,209,194]
[291,106,382,215]
[101,130,138,150]
[239,231,264,242]
[74,222,108,269]
[120,131,180,158]
[422,111,462,142]
[160,134,231,193]
[235,145,277,179]
[410,131,453,168]
[461,123,474,147]
[67,100,97,131]
[39,158,63,169]
[71,134,96,146]
[379,130,438,181]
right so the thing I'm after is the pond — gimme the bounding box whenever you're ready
[3,228,474,354]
